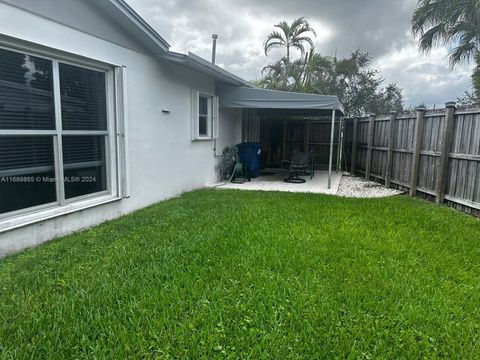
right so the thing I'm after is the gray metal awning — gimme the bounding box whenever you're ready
[218,86,344,114]
[219,85,343,190]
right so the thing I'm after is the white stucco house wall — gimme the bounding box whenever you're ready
[0,0,343,256]
[0,0,251,256]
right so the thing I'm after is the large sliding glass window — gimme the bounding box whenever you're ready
[0,46,112,218]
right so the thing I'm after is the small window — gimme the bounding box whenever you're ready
[192,90,219,140]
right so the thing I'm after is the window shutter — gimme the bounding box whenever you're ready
[212,96,220,139]
[115,66,130,198]
[191,89,200,140]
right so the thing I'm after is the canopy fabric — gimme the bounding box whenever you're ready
[218,86,344,114]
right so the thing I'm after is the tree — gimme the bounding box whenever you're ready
[260,57,289,90]
[259,57,304,92]
[301,49,336,93]
[372,83,405,114]
[412,0,480,96]
[412,0,479,65]
[302,50,401,116]
[457,89,479,105]
[260,19,404,116]
[473,52,480,99]
[259,49,404,117]
[329,51,385,117]
[264,17,316,63]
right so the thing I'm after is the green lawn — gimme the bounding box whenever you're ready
[0,190,479,359]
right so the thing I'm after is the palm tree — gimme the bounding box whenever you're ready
[261,57,289,90]
[260,57,304,91]
[264,17,316,63]
[301,49,334,91]
[473,53,480,98]
[262,58,288,79]
[412,0,480,65]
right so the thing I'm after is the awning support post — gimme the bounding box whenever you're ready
[328,109,336,189]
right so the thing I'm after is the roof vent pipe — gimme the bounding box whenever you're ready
[211,34,218,64]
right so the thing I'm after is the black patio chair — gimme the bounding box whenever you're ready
[282,151,314,183]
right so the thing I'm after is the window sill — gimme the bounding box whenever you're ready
[0,195,123,234]
[192,137,213,142]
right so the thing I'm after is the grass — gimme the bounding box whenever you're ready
[0,190,479,359]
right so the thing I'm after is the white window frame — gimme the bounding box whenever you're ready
[198,94,211,138]
[0,42,126,233]
[191,89,219,141]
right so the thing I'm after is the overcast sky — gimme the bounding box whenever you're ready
[126,0,474,108]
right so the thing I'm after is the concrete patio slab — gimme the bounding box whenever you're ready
[207,169,342,195]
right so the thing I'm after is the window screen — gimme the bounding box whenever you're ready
[62,136,106,199]
[199,95,209,136]
[59,63,107,131]
[0,136,56,214]
[0,48,55,130]
[59,63,108,200]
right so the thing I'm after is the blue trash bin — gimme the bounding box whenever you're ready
[236,142,262,178]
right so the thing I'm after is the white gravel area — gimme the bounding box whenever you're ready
[337,175,404,198]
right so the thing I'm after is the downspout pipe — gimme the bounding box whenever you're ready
[211,34,220,159]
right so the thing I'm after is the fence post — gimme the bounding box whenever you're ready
[303,119,308,152]
[385,111,397,188]
[365,114,375,181]
[336,117,343,172]
[350,117,358,175]
[338,117,345,172]
[436,101,456,204]
[410,106,426,196]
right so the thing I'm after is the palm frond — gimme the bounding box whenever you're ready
[449,38,477,65]
[412,0,480,64]
[412,0,450,36]
[291,18,317,37]
[264,31,286,55]
[264,41,285,56]
[275,21,291,38]
[292,36,315,49]
[418,23,448,53]
[291,43,306,56]
[447,20,477,43]
[264,17,316,63]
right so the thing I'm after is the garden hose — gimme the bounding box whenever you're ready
[209,162,244,189]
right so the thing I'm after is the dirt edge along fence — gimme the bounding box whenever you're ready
[344,103,480,216]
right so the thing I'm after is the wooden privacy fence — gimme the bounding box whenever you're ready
[344,103,480,216]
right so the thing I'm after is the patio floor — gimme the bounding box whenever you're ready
[208,169,342,195]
